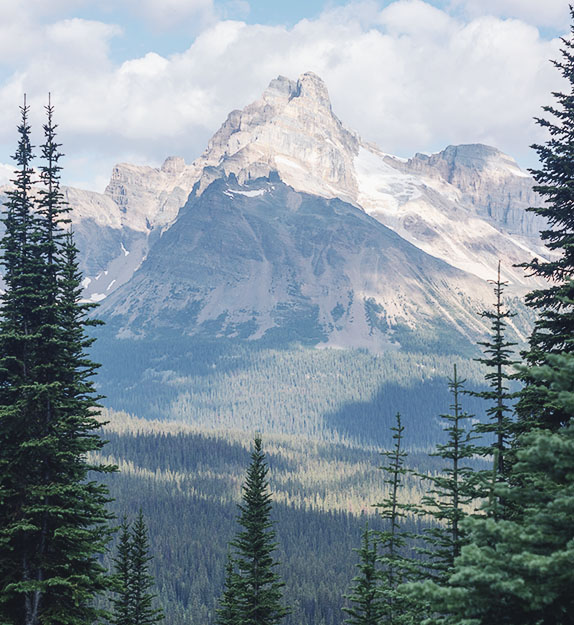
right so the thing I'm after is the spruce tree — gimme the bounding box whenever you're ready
[111,518,134,625]
[411,354,574,625]
[216,554,241,625]
[110,512,163,625]
[0,99,113,625]
[130,511,164,625]
[374,413,421,625]
[473,262,517,484]
[343,525,383,625]
[420,366,476,578]
[220,436,289,625]
[516,6,574,431]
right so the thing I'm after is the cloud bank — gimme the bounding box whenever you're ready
[0,0,567,190]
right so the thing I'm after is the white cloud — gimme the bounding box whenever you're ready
[0,163,14,187]
[0,0,567,191]
[450,0,570,30]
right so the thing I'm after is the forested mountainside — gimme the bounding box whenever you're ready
[92,337,504,449]
[99,411,462,625]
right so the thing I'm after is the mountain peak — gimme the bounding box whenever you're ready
[194,71,359,200]
[293,72,332,109]
[161,156,186,175]
[261,72,332,110]
[262,75,297,101]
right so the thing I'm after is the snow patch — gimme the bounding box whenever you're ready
[107,280,117,291]
[89,293,106,302]
[121,242,130,257]
[504,162,531,179]
[229,188,267,197]
[81,277,92,288]
[355,147,422,212]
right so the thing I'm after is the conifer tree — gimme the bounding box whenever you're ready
[130,511,163,625]
[516,6,574,431]
[374,413,421,625]
[111,518,134,625]
[343,525,382,625]
[110,512,163,625]
[0,99,113,625]
[220,436,289,625]
[420,366,476,577]
[473,262,517,485]
[411,354,574,625]
[216,554,241,625]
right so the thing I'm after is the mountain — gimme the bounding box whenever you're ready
[48,73,544,308]
[53,71,537,352]
[100,172,496,352]
[0,71,545,374]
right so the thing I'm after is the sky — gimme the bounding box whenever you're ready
[0,0,570,191]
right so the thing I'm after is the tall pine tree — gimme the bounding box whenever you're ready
[218,436,289,625]
[0,99,113,625]
[111,518,134,625]
[516,6,574,431]
[412,354,574,625]
[473,262,517,485]
[374,413,421,625]
[130,511,164,625]
[420,366,476,578]
[216,554,241,625]
[110,512,163,625]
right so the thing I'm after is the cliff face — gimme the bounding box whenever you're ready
[405,144,542,236]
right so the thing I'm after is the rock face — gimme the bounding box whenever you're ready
[193,73,360,202]
[61,157,200,300]
[405,145,542,236]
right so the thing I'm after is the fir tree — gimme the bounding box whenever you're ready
[130,511,164,625]
[473,262,517,483]
[0,99,113,625]
[343,525,383,625]
[111,518,134,625]
[374,413,421,625]
[516,6,574,431]
[223,436,289,625]
[420,366,476,577]
[411,354,574,625]
[216,554,241,625]
[110,512,163,625]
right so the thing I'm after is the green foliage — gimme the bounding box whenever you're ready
[374,414,422,625]
[93,336,493,450]
[517,9,574,430]
[216,554,241,625]
[420,366,477,578]
[343,526,383,625]
[111,518,133,625]
[411,357,574,625]
[0,99,113,625]
[98,415,437,625]
[472,263,517,485]
[131,511,164,625]
[111,512,163,625]
[222,437,289,625]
